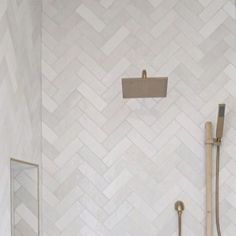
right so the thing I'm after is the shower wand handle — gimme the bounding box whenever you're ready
[216,104,225,143]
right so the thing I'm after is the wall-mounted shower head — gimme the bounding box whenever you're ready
[122,70,168,98]
[216,104,226,141]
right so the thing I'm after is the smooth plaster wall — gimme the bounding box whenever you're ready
[42,0,236,235]
[0,0,42,235]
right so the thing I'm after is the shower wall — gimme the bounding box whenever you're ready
[12,164,39,236]
[42,0,236,235]
[0,0,42,235]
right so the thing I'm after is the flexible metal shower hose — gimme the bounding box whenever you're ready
[216,145,222,236]
[178,214,182,236]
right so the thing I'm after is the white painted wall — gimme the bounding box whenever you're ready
[42,0,236,235]
[0,0,42,235]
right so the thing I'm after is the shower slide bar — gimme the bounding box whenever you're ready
[205,104,225,236]
[205,122,213,236]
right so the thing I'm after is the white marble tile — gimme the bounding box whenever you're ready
[102,27,130,55]
[76,4,105,32]
[103,170,132,198]
[0,0,41,235]
[200,10,227,38]
[41,0,236,235]
[77,83,107,111]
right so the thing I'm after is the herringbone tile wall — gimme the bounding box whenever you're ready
[12,165,39,236]
[0,0,42,235]
[42,0,236,235]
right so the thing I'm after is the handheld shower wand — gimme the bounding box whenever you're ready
[215,104,225,236]
[216,104,225,142]
[205,104,225,236]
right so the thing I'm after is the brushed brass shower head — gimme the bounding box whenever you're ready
[122,70,168,98]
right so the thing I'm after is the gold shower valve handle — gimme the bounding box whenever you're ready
[175,201,184,215]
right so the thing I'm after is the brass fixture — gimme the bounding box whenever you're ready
[215,104,225,143]
[205,122,213,236]
[175,201,184,236]
[121,69,168,98]
[205,104,226,236]
[142,69,147,79]
[215,104,225,236]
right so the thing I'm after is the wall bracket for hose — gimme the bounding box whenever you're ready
[213,138,222,146]
[205,138,221,146]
